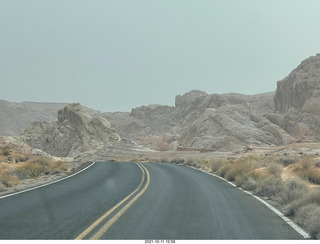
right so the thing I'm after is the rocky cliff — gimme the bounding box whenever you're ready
[20,103,121,157]
[270,53,320,141]
[274,54,320,113]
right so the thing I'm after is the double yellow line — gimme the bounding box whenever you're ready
[75,163,150,240]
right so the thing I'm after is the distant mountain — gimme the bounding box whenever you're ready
[0,101,67,136]
[3,53,320,157]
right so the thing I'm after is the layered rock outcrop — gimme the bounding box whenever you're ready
[176,91,293,149]
[271,53,320,141]
[20,103,121,157]
[274,54,320,113]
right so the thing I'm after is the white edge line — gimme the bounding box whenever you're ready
[0,161,96,200]
[186,165,311,239]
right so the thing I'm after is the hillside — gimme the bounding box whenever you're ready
[0,101,67,136]
[1,53,320,158]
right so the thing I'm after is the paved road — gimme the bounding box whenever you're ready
[0,162,303,239]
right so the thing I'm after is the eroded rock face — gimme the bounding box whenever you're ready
[273,54,320,141]
[177,92,292,150]
[274,54,320,113]
[105,90,292,151]
[20,103,121,157]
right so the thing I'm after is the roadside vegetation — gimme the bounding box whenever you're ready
[153,153,320,239]
[0,147,67,193]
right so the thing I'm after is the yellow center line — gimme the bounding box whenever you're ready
[75,163,148,240]
[90,163,150,240]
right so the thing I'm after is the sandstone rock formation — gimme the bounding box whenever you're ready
[20,103,121,157]
[104,104,181,151]
[176,91,293,150]
[271,53,320,141]
[274,54,320,113]
[105,90,293,151]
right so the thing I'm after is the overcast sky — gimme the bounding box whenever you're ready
[1,0,320,112]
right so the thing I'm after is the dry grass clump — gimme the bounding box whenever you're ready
[299,167,320,184]
[277,156,300,166]
[284,189,320,239]
[266,162,283,178]
[255,175,282,197]
[15,157,67,179]
[206,156,268,189]
[208,158,230,173]
[0,156,68,192]
[170,158,185,165]
[295,203,320,239]
[278,178,309,205]
[297,159,320,184]
[0,163,20,190]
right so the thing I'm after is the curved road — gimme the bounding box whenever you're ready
[0,162,303,239]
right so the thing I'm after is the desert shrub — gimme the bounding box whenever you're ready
[225,162,252,181]
[266,162,283,177]
[237,154,262,165]
[171,158,184,164]
[160,158,169,163]
[200,158,210,170]
[0,170,20,187]
[299,155,315,169]
[299,167,320,184]
[218,163,233,178]
[278,156,299,166]
[0,182,6,192]
[294,203,320,239]
[16,157,67,179]
[235,174,247,187]
[285,189,320,217]
[185,158,202,168]
[255,175,282,197]
[16,161,46,178]
[53,160,68,172]
[17,156,28,162]
[209,158,228,173]
[278,178,309,204]
[241,177,258,191]
[186,158,195,167]
[1,149,10,156]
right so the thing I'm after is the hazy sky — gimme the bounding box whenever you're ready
[1,0,320,112]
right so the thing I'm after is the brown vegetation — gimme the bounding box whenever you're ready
[0,146,68,193]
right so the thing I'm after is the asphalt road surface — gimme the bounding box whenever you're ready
[0,162,303,240]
